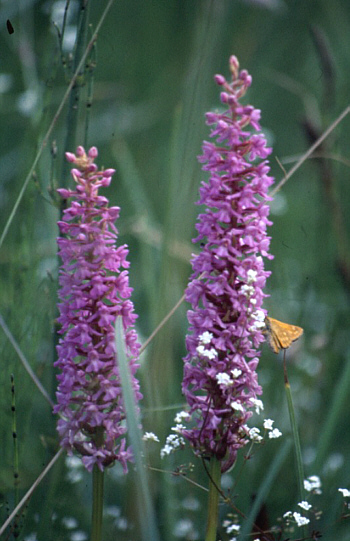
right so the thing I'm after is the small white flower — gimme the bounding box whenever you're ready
[293,512,310,527]
[216,372,233,386]
[268,428,282,439]
[247,269,258,283]
[250,322,265,332]
[160,434,185,458]
[298,501,312,511]
[174,411,190,424]
[304,475,322,492]
[169,434,181,445]
[339,488,350,498]
[241,284,254,297]
[249,310,266,331]
[250,398,264,414]
[160,444,173,458]
[231,368,242,378]
[142,432,159,442]
[263,419,274,430]
[231,401,244,412]
[196,344,206,356]
[199,331,213,344]
[226,523,240,534]
[173,424,186,433]
[205,348,217,360]
[283,511,292,518]
[251,309,265,322]
[196,345,217,360]
[248,427,263,442]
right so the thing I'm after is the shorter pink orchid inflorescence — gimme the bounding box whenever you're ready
[55,146,142,472]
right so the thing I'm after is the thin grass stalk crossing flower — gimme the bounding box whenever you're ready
[55,146,142,473]
[181,56,274,474]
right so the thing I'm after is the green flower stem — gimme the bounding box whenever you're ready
[205,457,222,541]
[91,465,104,541]
[284,357,307,538]
[283,360,304,503]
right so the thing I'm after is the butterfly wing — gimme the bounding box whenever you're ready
[265,317,282,353]
[266,317,303,354]
[267,331,281,354]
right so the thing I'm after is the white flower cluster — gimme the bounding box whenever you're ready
[263,418,282,439]
[247,269,258,283]
[160,434,186,458]
[245,415,282,444]
[283,510,310,527]
[298,500,312,511]
[142,432,159,442]
[250,397,264,415]
[240,269,267,328]
[196,331,217,360]
[231,401,244,412]
[174,410,191,424]
[216,368,243,389]
[248,427,263,443]
[283,478,324,529]
[222,519,240,541]
[249,309,266,332]
[160,411,190,458]
[216,372,234,386]
[304,475,322,495]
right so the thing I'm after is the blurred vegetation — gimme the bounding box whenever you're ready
[1,0,350,540]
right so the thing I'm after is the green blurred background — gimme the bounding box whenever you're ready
[1,0,350,539]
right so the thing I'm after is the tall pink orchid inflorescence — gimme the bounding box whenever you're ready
[54,146,142,473]
[181,56,274,472]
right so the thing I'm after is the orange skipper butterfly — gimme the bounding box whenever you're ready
[265,317,303,354]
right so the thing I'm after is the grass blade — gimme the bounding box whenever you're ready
[115,317,160,541]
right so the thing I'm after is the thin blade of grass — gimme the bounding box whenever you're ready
[284,381,305,503]
[0,449,64,537]
[0,313,54,408]
[115,317,160,541]
[283,358,307,538]
[0,0,116,250]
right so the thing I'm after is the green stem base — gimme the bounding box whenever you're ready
[205,457,222,541]
[91,465,104,541]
